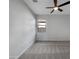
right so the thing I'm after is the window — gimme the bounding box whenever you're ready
[37,19,46,32]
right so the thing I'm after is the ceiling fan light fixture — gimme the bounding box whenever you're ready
[54,7,58,10]
[46,0,70,13]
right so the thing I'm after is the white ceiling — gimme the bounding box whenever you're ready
[24,0,70,15]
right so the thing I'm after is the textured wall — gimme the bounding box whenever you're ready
[9,0,36,59]
[37,15,70,41]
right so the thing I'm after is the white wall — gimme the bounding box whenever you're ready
[37,15,70,41]
[9,0,36,59]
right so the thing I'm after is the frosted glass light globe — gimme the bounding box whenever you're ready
[54,7,58,10]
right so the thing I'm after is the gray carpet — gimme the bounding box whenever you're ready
[19,41,70,59]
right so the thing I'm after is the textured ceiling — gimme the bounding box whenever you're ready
[24,0,70,15]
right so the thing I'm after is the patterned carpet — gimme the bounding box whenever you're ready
[19,41,70,59]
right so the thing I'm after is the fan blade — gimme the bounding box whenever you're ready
[46,7,53,9]
[58,8,63,12]
[54,0,57,6]
[50,9,54,13]
[58,1,70,7]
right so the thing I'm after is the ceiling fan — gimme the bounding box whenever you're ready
[46,0,70,13]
